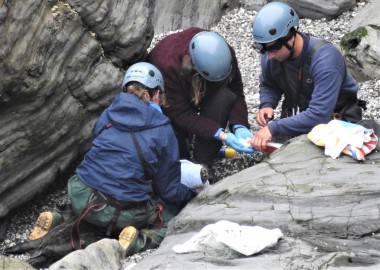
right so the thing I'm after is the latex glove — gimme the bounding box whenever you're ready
[224,133,256,154]
[234,126,256,152]
[234,127,254,141]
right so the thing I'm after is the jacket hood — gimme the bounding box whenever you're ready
[107,92,170,131]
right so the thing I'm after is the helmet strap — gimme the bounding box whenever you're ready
[284,33,296,59]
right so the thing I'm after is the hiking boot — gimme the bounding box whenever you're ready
[119,226,137,253]
[54,203,73,221]
[28,211,62,241]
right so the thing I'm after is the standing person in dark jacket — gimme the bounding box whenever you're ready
[250,2,366,152]
[27,62,200,257]
[146,27,255,166]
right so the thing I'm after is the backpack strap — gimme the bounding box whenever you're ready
[95,122,152,182]
[305,40,328,65]
[296,39,329,111]
[131,131,152,181]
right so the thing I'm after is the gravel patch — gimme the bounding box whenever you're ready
[2,1,379,269]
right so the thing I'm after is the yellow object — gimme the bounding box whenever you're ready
[218,147,237,158]
[307,124,327,147]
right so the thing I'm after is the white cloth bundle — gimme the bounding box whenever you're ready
[173,220,283,256]
[308,120,378,160]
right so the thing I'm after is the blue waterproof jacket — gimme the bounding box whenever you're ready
[76,92,196,214]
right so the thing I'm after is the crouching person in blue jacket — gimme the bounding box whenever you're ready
[28,62,199,257]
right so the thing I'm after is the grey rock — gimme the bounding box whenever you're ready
[341,0,380,82]
[239,0,266,10]
[351,0,380,31]
[240,0,357,20]
[151,0,240,35]
[49,239,123,270]
[341,25,380,82]
[287,0,356,20]
[136,135,380,269]
[0,0,148,220]
[0,257,35,270]
[66,0,154,68]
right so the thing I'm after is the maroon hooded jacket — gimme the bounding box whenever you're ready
[146,27,249,139]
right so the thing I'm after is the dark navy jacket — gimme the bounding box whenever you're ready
[76,92,196,214]
[259,32,359,136]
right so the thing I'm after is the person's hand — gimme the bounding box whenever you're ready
[257,107,274,127]
[224,133,256,154]
[250,126,272,152]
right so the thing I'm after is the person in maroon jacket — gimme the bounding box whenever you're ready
[147,27,255,165]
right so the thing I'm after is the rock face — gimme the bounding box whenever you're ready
[341,0,380,82]
[287,0,356,20]
[135,134,380,269]
[151,0,240,34]
[241,0,356,20]
[350,0,380,31]
[0,0,150,220]
[341,25,380,82]
[65,0,154,68]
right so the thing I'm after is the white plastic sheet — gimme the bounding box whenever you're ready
[173,220,283,256]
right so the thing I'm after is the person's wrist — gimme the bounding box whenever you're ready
[220,131,227,141]
[214,128,224,140]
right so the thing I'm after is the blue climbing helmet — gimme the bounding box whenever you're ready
[122,62,164,91]
[252,2,299,43]
[189,31,232,82]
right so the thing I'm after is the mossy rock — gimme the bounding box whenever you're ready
[340,26,368,53]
